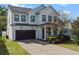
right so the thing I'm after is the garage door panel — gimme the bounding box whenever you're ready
[16,30,35,40]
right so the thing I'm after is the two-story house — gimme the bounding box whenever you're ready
[7,5,72,41]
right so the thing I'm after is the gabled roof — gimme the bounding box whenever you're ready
[47,5,60,15]
[33,4,46,12]
[8,5,59,15]
[8,5,32,13]
[28,4,46,13]
[38,5,60,15]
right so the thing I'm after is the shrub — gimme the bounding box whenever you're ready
[48,35,71,44]
[76,40,79,45]
[63,35,71,41]
[74,36,79,45]
[48,36,59,43]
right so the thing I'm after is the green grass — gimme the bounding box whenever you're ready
[57,42,79,52]
[0,37,30,55]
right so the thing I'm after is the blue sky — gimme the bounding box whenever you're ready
[0,4,79,19]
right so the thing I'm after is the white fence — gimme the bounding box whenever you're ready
[2,31,7,36]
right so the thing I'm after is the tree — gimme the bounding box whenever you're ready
[77,17,79,21]
[0,6,7,31]
[72,17,79,45]
[57,10,72,35]
[0,16,7,31]
[0,6,7,16]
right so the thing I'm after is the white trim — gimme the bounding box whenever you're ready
[44,26,46,40]
[20,14,27,22]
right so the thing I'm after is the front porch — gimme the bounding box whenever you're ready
[41,23,60,41]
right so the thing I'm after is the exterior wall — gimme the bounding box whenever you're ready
[7,8,11,33]
[8,26,13,40]
[7,8,13,26]
[36,27,43,39]
[7,8,13,40]
[11,26,43,40]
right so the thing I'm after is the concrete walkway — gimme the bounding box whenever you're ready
[17,40,79,55]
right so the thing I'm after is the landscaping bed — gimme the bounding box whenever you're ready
[48,35,71,44]
[0,36,30,55]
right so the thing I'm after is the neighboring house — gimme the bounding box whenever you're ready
[7,4,72,40]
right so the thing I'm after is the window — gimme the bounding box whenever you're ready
[53,16,57,22]
[21,15,26,22]
[42,15,46,22]
[47,27,51,35]
[31,15,35,22]
[14,14,19,21]
[48,15,52,22]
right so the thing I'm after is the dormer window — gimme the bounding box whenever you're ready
[42,15,46,22]
[21,15,26,22]
[14,14,19,21]
[31,15,35,22]
[48,15,52,22]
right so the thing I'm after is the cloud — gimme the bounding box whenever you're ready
[10,4,34,8]
[25,5,34,8]
[10,4,26,7]
[10,4,19,6]
[19,4,26,7]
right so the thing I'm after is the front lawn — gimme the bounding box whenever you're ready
[0,37,30,55]
[57,42,79,52]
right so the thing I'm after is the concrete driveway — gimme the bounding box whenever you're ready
[17,39,79,55]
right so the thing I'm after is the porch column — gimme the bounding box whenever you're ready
[44,26,46,40]
[51,27,54,36]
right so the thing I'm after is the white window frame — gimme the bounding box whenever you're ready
[14,13,19,22]
[21,14,26,22]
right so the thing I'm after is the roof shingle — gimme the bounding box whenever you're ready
[9,5,32,13]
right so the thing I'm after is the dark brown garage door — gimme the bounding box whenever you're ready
[16,30,35,40]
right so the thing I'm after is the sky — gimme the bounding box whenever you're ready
[0,4,79,19]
